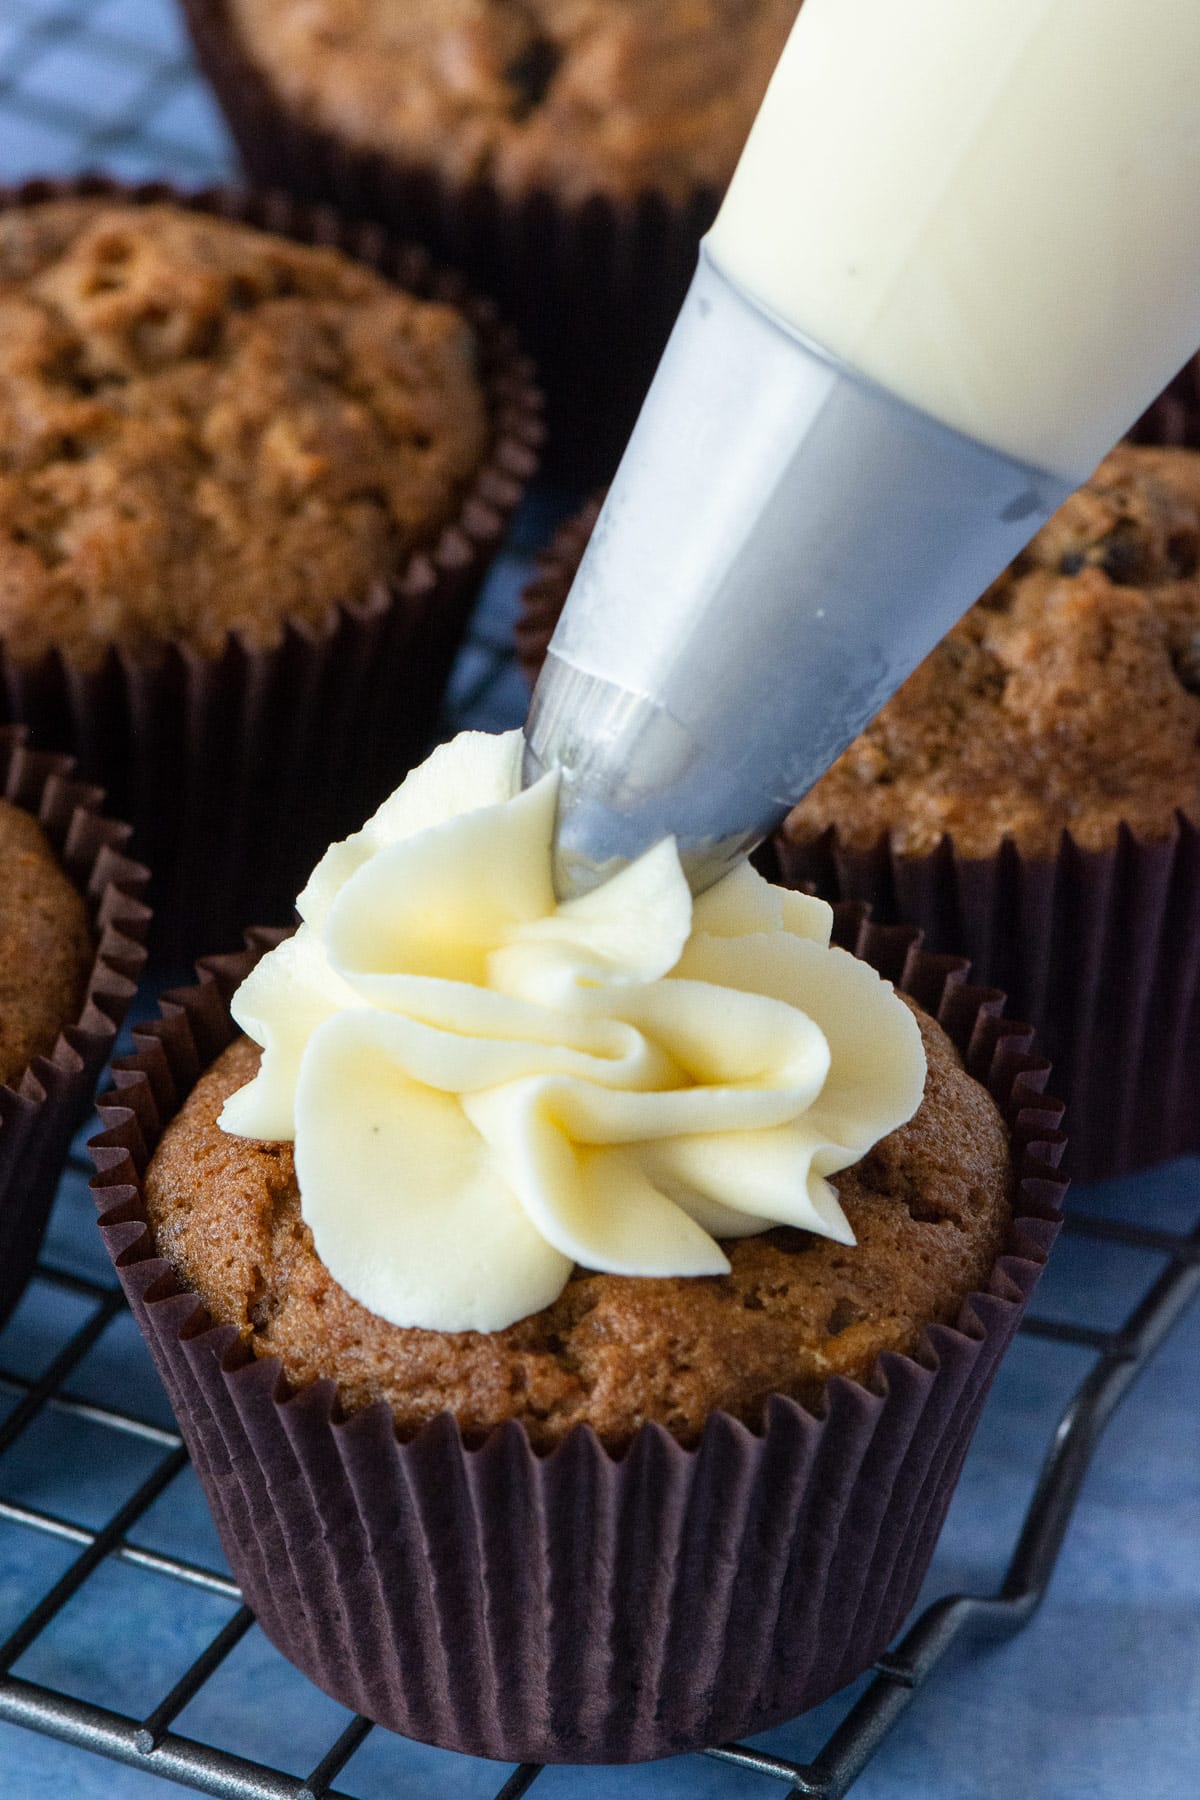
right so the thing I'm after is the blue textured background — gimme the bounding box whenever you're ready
[0,5,1196,1793]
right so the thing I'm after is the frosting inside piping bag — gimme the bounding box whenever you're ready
[219,730,927,1333]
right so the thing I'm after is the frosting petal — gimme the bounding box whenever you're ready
[325,775,558,987]
[222,728,927,1332]
[634,1127,854,1243]
[689,860,834,947]
[297,729,525,929]
[499,837,694,987]
[295,1009,571,1334]
[300,994,678,1097]
[219,926,359,1141]
[673,931,927,1157]
[463,1084,731,1277]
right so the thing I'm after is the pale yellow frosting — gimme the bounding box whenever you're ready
[219,730,927,1333]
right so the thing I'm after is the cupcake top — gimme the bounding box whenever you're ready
[226,0,800,203]
[0,799,92,1086]
[214,730,927,1333]
[0,200,489,668]
[140,728,1017,1451]
[785,444,1200,859]
[147,999,1007,1450]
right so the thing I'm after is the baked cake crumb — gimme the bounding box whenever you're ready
[0,200,488,668]
[0,800,92,1087]
[784,444,1200,858]
[227,0,800,204]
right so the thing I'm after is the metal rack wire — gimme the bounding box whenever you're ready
[0,1161,1193,1800]
[0,0,232,186]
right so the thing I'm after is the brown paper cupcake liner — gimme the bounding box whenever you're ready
[0,725,149,1326]
[0,176,542,965]
[516,493,603,687]
[517,488,1200,1184]
[1131,351,1200,448]
[179,0,716,485]
[90,914,1064,1763]
[775,821,1200,1185]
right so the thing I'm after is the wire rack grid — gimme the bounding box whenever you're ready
[0,1,1197,1795]
[0,0,231,186]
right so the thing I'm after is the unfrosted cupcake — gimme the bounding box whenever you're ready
[786,444,1200,859]
[0,179,540,957]
[517,445,1200,1180]
[179,0,800,480]
[0,724,148,1324]
[92,729,1063,1762]
[0,198,487,668]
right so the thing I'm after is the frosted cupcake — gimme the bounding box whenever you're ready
[93,729,1063,1761]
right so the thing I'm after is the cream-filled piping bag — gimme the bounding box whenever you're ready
[524,0,1200,897]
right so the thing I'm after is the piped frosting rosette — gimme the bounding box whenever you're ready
[220,730,926,1333]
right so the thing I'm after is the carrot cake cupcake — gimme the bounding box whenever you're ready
[0,183,538,956]
[0,725,147,1324]
[93,728,1063,1760]
[181,0,801,478]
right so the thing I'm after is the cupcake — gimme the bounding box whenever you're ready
[0,178,540,960]
[0,804,94,1088]
[0,723,148,1325]
[179,0,801,481]
[92,729,1064,1762]
[517,444,1200,1181]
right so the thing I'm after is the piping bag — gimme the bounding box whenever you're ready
[523,0,1200,898]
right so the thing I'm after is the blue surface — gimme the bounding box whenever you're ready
[0,3,1197,1793]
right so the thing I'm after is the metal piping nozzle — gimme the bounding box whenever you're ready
[524,249,1072,899]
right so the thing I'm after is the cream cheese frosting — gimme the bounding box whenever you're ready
[219,730,927,1333]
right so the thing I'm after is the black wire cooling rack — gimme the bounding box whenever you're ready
[0,1153,1193,1800]
[0,0,231,187]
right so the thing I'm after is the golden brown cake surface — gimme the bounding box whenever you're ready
[785,445,1200,859]
[0,200,489,668]
[227,0,799,203]
[144,1001,1011,1450]
[0,800,92,1087]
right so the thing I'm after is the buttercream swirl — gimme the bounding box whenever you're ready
[219,730,927,1332]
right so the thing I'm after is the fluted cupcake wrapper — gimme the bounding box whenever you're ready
[0,725,149,1326]
[178,0,715,485]
[90,914,1064,1764]
[516,494,604,687]
[0,177,542,965]
[1131,351,1200,448]
[775,822,1200,1185]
